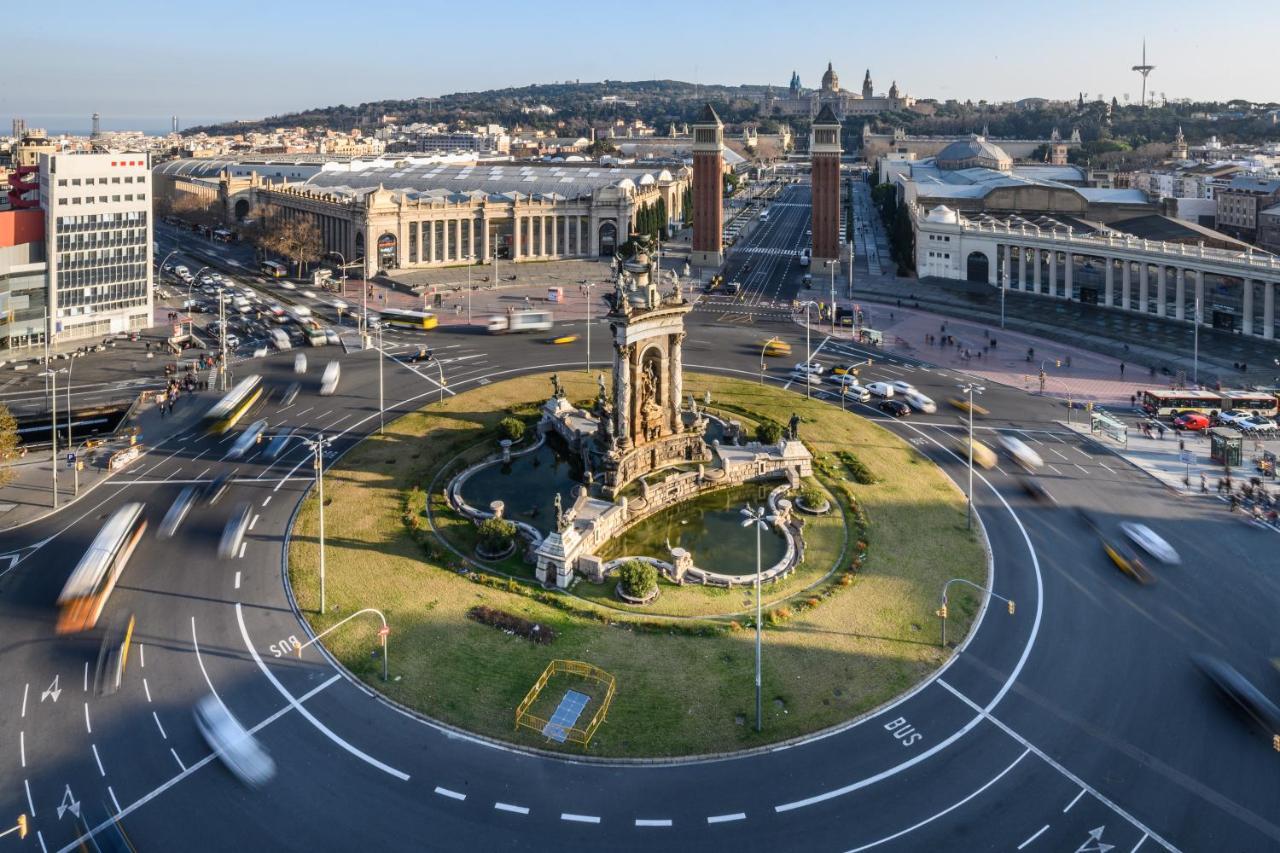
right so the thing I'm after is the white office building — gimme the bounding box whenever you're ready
[39,152,153,343]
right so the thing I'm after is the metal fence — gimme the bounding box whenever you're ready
[514,659,617,749]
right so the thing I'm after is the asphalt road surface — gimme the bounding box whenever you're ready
[1,194,1277,853]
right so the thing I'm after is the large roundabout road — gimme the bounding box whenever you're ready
[3,201,1278,852]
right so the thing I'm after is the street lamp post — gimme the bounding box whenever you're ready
[759,338,778,385]
[65,360,75,494]
[741,503,776,733]
[45,367,58,508]
[302,433,332,614]
[184,266,209,338]
[1193,294,1200,386]
[799,301,817,399]
[295,607,391,681]
[959,383,985,530]
[938,578,1015,647]
[375,321,385,434]
[828,260,837,335]
[584,282,597,373]
[466,255,474,326]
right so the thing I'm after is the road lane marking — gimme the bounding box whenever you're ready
[92,743,105,776]
[108,786,121,815]
[83,662,88,692]
[707,812,746,824]
[1064,788,1086,812]
[139,644,144,668]
[170,748,186,772]
[57,674,341,853]
[38,831,47,853]
[19,730,25,766]
[234,571,241,589]
[84,702,92,733]
[1131,834,1149,852]
[24,778,35,815]
[261,496,271,507]
[234,603,410,781]
[1047,464,1063,475]
[143,678,152,703]
[1048,447,1069,460]
[152,711,167,739]
[561,813,600,824]
[434,786,465,801]
[494,802,529,815]
[1074,464,1089,474]
[845,749,1030,852]
[1017,824,1050,849]
[191,617,225,710]
[248,513,259,531]
[635,818,672,827]
[21,683,28,717]
[238,541,247,559]
[937,680,1178,852]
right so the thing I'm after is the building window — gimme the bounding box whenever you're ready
[72,178,81,186]
[58,179,67,187]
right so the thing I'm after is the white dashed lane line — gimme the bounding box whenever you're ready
[635,818,672,827]
[1064,788,1086,812]
[91,743,105,776]
[152,711,167,739]
[707,812,747,824]
[1017,824,1050,849]
[434,786,465,801]
[561,813,601,824]
[494,802,529,815]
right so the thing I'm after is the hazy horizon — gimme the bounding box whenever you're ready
[6,0,1278,131]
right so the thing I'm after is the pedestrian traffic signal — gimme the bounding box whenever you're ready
[1007,600,1016,615]
[936,605,948,619]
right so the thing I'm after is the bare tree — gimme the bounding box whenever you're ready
[172,193,220,228]
[278,218,324,277]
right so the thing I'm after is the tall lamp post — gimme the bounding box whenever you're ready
[799,301,817,399]
[43,368,59,508]
[827,259,837,334]
[1193,294,1200,386]
[959,383,985,530]
[301,433,333,614]
[185,266,209,338]
[374,321,385,434]
[584,282,597,373]
[741,503,776,733]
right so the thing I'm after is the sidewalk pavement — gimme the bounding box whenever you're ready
[0,388,208,533]
[802,300,1154,407]
[1064,419,1280,498]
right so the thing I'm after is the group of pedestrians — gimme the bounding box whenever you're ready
[1217,474,1280,526]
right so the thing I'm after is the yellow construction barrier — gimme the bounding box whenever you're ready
[514,660,616,750]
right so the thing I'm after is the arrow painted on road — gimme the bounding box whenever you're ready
[41,674,61,703]
[56,785,81,820]
[1074,826,1114,853]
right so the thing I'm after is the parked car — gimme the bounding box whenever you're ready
[878,399,910,417]
[1240,415,1276,433]
[1173,412,1210,431]
[866,382,894,398]
[1215,409,1252,427]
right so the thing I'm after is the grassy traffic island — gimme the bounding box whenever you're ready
[287,371,986,757]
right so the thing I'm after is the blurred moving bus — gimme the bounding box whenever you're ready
[203,375,263,434]
[380,308,438,330]
[260,261,287,278]
[57,503,147,634]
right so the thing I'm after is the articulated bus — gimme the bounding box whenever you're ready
[379,308,438,331]
[56,503,148,634]
[1140,389,1279,419]
[260,261,287,278]
[203,375,264,434]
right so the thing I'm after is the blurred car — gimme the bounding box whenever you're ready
[762,339,791,357]
[281,382,300,406]
[949,397,989,416]
[1098,531,1155,584]
[1019,476,1056,504]
[263,428,296,462]
[218,503,252,559]
[1173,412,1210,431]
[957,436,997,469]
[294,353,308,374]
[866,382,894,397]
[790,370,823,386]
[1193,655,1280,746]
[323,328,340,346]
[1119,522,1181,565]
[891,380,916,396]
[194,695,276,787]
[158,485,197,538]
[320,360,341,396]
[280,282,296,290]
[831,363,857,375]
[548,333,579,345]
[92,614,136,697]
[996,435,1043,471]
[904,392,937,414]
[410,346,434,363]
[226,420,268,460]
[793,361,824,376]
[203,469,237,505]
[879,400,910,417]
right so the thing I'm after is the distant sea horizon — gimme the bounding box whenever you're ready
[5,114,244,137]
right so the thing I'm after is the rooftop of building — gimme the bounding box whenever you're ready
[1108,214,1258,250]
[935,135,1012,169]
[1226,175,1280,193]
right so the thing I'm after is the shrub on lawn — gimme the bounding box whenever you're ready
[797,484,825,508]
[618,560,658,598]
[497,416,525,443]
[467,605,555,644]
[755,419,785,444]
[477,517,516,554]
[837,450,878,485]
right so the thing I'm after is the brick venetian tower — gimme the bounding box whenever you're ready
[810,104,842,263]
[691,104,724,271]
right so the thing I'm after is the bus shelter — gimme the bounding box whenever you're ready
[1209,427,1243,467]
[1090,409,1128,446]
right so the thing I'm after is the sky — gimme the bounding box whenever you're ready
[4,0,1277,134]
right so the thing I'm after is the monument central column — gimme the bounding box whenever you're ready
[613,343,631,450]
[668,332,684,433]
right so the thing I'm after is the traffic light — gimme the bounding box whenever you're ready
[936,605,948,619]
[17,814,27,840]
[1055,359,1061,368]
[1007,600,1016,615]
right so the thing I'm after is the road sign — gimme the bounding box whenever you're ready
[66,452,76,467]
[1180,450,1194,464]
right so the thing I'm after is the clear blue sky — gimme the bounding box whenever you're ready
[5,0,1276,133]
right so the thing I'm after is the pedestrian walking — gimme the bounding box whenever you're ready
[1119,362,1125,377]
[1200,472,1208,494]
